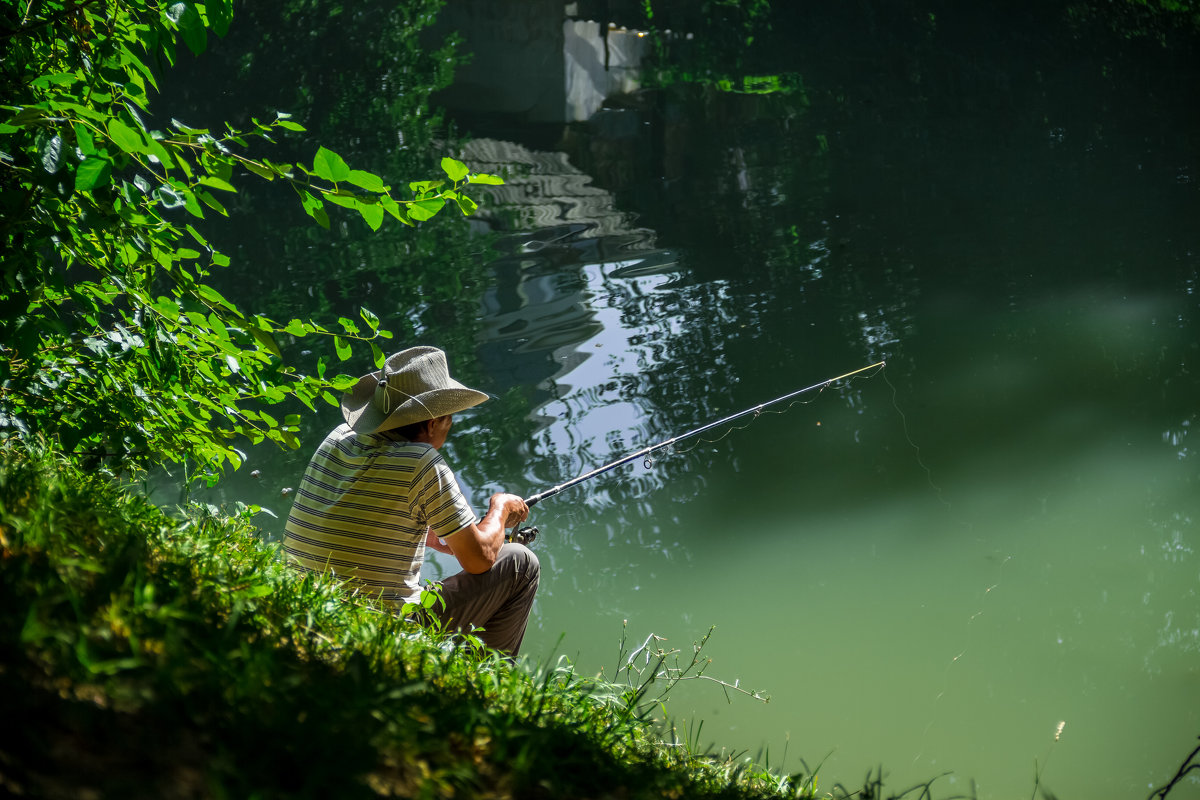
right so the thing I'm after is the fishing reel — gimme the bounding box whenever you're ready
[508,525,539,546]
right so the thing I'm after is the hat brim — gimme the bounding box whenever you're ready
[340,369,489,434]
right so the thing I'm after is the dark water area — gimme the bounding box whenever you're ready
[155,2,1199,797]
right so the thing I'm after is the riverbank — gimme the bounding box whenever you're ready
[0,445,827,799]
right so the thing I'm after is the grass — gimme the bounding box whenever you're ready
[0,444,831,799]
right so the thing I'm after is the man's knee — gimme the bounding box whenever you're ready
[504,542,540,585]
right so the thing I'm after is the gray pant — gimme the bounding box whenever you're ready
[430,542,540,656]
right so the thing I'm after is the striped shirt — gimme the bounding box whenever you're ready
[282,423,476,604]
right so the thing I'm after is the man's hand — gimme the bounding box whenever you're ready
[443,492,529,574]
[489,492,529,530]
[424,529,454,555]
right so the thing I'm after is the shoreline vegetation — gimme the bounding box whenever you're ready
[0,445,826,798]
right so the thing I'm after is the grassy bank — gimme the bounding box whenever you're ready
[0,445,825,799]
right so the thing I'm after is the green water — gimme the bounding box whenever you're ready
[159,3,1199,796]
[445,237,1198,799]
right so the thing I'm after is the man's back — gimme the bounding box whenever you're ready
[282,423,475,604]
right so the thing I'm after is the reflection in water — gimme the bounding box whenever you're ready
[461,137,652,236]
[475,223,718,514]
[458,136,746,519]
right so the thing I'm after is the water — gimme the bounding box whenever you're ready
[161,4,1200,797]
[448,226,1199,799]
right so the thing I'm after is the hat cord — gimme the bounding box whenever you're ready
[374,378,437,421]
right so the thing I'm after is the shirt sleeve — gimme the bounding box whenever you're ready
[412,449,477,539]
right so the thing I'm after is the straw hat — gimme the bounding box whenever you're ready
[340,346,489,434]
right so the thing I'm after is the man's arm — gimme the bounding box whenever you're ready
[443,492,528,574]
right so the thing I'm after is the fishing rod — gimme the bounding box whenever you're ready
[509,360,886,545]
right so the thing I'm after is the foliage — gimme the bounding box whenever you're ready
[0,444,825,798]
[145,0,479,338]
[156,0,458,172]
[0,0,503,481]
[638,0,802,94]
[1065,0,1200,45]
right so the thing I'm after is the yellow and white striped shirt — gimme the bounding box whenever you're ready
[282,423,476,604]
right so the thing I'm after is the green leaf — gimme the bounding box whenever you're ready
[199,175,237,192]
[324,191,358,209]
[358,200,384,231]
[152,297,181,321]
[40,134,63,174]
[333,336,352,362]
[73,123,96,155]
[108,119,148,154]
[300,192,329,229]
[207,0,234,36]
[408,179,444,194]
[198,284,237,312]
[370,341,386,369]
[274,112,306,132]
[4,107,44,130]
[170,118,209,135]
[251,328,283,359]
[455,194,479,216]
[167,2,207,56]
[243,161,276,181]
[31,73,79,90]
[209,313,229,340]
[147,138,176,169]
[379,195,413,226]
[347,169,385,192]
[183,190,204,218]
[185,224,209,247]
[312,146,350,183]
[407,198,444,222]
[196,189,228,216]
[75,157,112,191]
[468,173,505,185]
[359,307,380,331]
[441,157,470,182]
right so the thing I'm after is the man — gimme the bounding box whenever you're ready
[282,346,539,656]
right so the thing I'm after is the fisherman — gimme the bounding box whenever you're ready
[282,346,539,656]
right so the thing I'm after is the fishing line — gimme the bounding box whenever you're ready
[911,548,1012,768]
[852,360,1011,765]
[881,372,1016,772]
[880,366,949,506]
